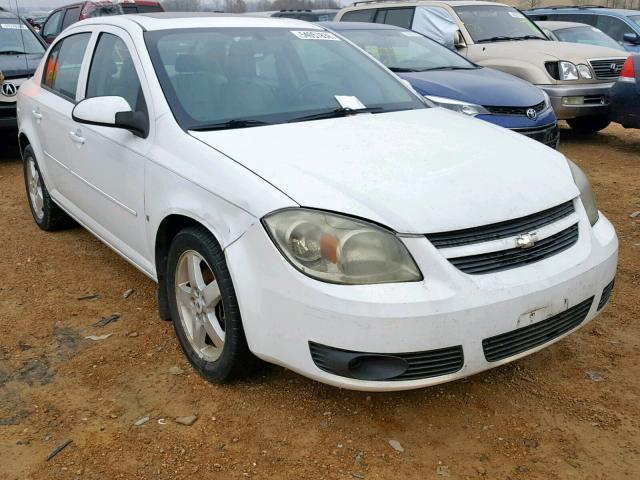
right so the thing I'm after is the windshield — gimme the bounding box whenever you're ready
[454,5,547,43]
[555,26,624,50]
[339,28,476,72]
[145,28,425,130]
[0,20,45,54]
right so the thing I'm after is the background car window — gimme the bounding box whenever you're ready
[554,26,624,50]
[42,10,63,38]
[379,8,415,30]
[341,9,376,23]
[596,16,635,44]
[42,33,91,100]
[61,7,81,30]
[86,33,145,112]
[553,13,597,26]
[0,20,45,54]
[630,15,640,28]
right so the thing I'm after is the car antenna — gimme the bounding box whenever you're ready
[12,0,30,76]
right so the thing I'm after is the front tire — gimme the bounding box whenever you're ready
[166,225,259,382]
[566,115,611,134]
[22,145,73,231]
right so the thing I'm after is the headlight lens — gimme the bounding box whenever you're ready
[568,160,599,226]
[559,61,579,80]
[577,64,593,79]
[263,209,422,284]
[424,95,490,116]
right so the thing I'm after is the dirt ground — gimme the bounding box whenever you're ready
[0,123,638,480]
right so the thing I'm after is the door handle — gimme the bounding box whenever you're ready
[69,130,85,145]
[32,109,43,120]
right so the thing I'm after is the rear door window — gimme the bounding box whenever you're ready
[42,10,63,38]
[341,9,376,23]
[61,7,81,30]
[379,8,415,30]
[42,33,91,101]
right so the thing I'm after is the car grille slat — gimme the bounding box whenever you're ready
[588,58,626,81]
[597,278,615,310]
[484,100,546,116]
[309,343,464,381]
[448,224,578,275]
[425,201,574,249]
[482,297,593,362]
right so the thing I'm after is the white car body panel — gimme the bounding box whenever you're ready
[16,14,618,391]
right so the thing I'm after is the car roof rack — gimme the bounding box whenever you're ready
[353,0,405,5]
[527,5,607,10]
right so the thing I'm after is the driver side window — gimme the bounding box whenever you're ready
[85,32,146,113]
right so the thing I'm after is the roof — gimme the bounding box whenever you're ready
[536,20,592,30]
[525,6,640,17]
[76,12,323,31]
[344,1,504,10]
[319,21,405,31]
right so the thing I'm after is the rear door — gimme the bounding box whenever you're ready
[34,30,92,198]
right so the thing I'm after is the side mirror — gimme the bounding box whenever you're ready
[454,30,467,50]
[72,96,148,138]
[622,32,640,45]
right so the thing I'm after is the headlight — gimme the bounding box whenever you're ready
[559,61,579,80]
[263,209,422,284]
[424,95,490,116]
[577,64,592,79]
[568,160,599,226]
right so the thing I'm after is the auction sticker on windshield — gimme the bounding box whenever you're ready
[1,23,28,29]
[291,31,340,41]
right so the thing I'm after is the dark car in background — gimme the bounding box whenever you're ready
[271,9,338,21]
[40,0,163,44]
[0,9,46,128]
[322,22,559,148]
[525,6,640,52]
[610,55,640,129]
[537,20,626,51]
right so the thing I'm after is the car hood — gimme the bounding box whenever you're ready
[474,40,627,64]
[190,109,577,234]
[0,53,42,78]
[400,67,544,107]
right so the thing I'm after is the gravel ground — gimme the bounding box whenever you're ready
[0,124,638,480]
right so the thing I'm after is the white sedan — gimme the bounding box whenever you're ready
[17,14,617,391]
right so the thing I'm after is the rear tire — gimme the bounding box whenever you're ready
[22,145,74,231]
[566,115,611,134]
[166,225,260,382]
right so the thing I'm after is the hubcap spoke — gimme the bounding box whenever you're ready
[202,280,221,309]
[203,312,225,348]
[186,254,206,290]
[175,283,193,309]
[191,315,207,348]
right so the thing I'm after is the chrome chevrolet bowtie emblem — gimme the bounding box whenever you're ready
[1,82,17,97]
[515,232,538,249]
[526,108,537,120]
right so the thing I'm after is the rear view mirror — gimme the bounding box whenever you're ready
[72,96,148,138]
[622,32,640,45]
[454,30,467,50]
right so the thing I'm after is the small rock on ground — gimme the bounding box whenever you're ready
[629,211,640,218]
[134,415,150,426]
[123,288,134,299]
[436,465,450,476]
[169,366,184,375]
[388,439,404,453]
[586,371,604,382]
[175,415,198,426]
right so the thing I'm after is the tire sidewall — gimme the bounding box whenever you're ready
[22,145,46,228]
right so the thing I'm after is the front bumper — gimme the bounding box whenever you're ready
[512,122,559,149]
[476,109,559,148]
[226,204,618,391]
[0,102,17,128]
[539,82,614,120]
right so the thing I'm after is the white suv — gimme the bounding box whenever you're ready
[17,13,617,391]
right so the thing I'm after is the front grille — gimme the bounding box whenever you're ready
[588,58,627,81]
[426,200,574,249]
[448,223,578,275]
[309,342,464,381]
[485,100,546,116]
[513,123,559,148]
[482,297,594,362]
[597,278,615,310]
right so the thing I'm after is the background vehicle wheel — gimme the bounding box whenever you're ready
[22,145,74,231]
[166,225,260,382]
[566,115,611,134]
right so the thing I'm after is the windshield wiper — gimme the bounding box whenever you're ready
[510,35,546,41]
[189,119,272,131]
[288,106,383,123]
[421,66,477,71]
[477,35,544,43]
[0,50,27,55]
[388,67,424,72]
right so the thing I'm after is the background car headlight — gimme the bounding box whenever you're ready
[263,209,422,284]
[424,96,490,116]
[577,64,593,79]
[559,61,579,80]
[568,160,599,226]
